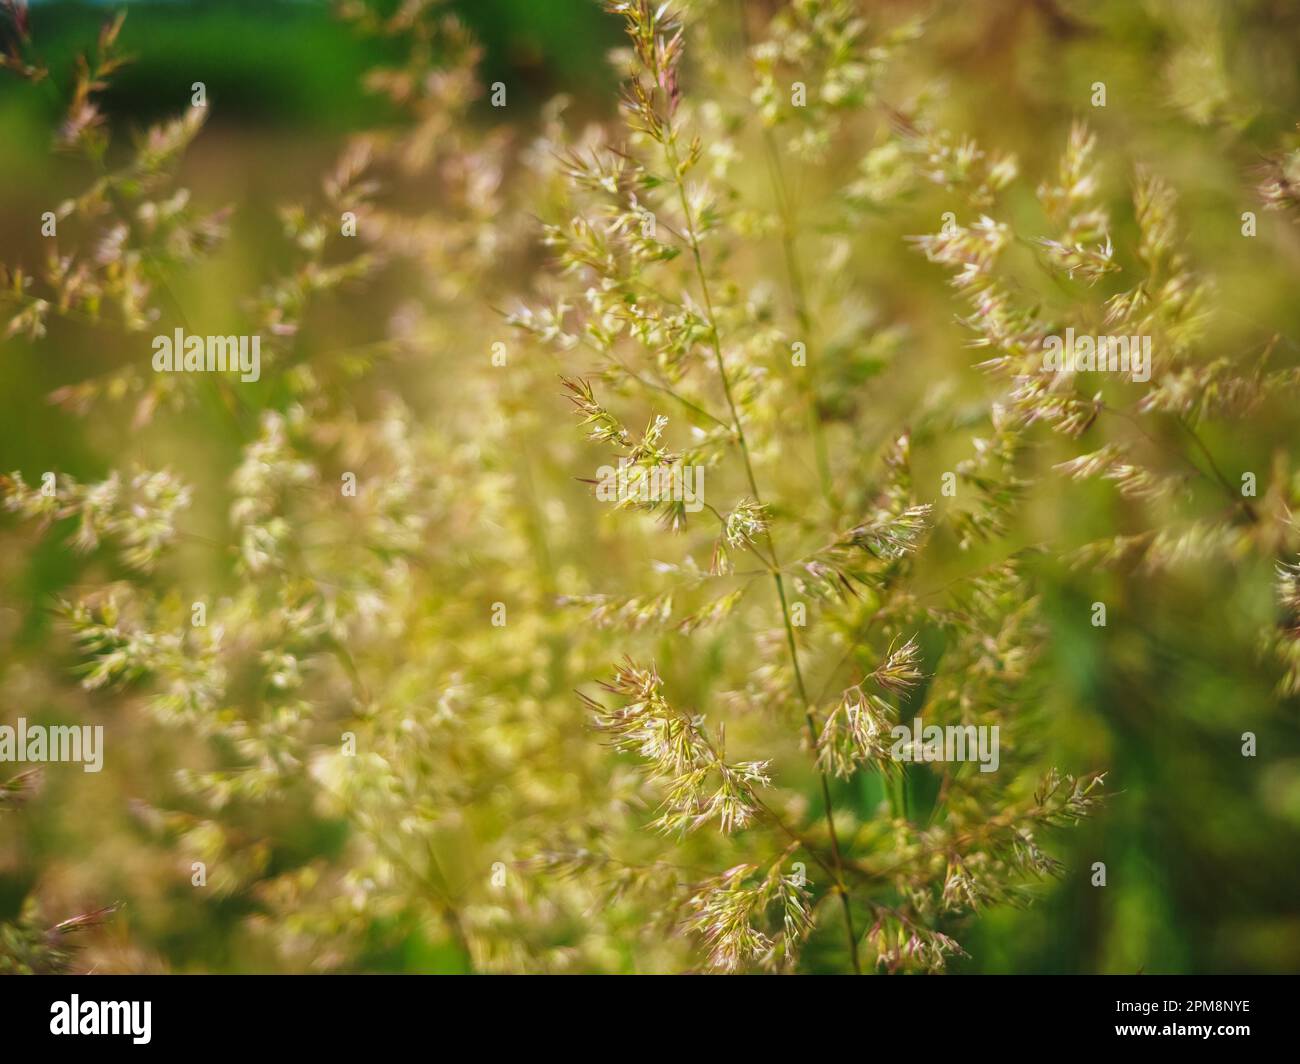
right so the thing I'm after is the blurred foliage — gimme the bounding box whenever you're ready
[0,0,1298,973]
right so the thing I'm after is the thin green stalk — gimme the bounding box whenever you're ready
[660,113,861,975]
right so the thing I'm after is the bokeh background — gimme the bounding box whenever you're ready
[2,0,1300,973]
